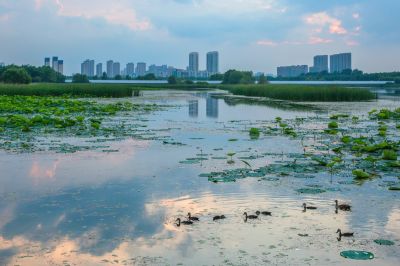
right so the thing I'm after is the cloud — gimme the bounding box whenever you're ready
[256,39,278,46]
[308,36,333,44]
[35,0,152,31]
[305,12,347,35]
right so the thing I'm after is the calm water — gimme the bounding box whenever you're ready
[0,91,399,265]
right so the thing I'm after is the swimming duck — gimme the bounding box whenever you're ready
[335,200,351,211]
[256,211,272,216]
[187,212,200,221]
[243,212,258,222]
[175,218,193,227]
[336,229,354,241]
[213,215,226,221]
[303,203,317,212]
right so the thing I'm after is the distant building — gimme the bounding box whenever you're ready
[206,51,219,75]
[81,59,95,77]
[44,57,50,67]
[277,65,308,77]
[189,52,199,77]
[330,53,352,73]
[96,63,103,77]
[52,56,58,72]
[0,62,4,68]
[113,62,120,77]
[311,55,328,73]
[106,60,114,78]
[136,62,146,76]
[148,64,168,78]
[126,63,135,77]
[57,60,64,75]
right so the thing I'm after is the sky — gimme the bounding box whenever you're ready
[0,0,399,75]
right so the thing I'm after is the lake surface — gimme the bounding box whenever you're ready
[0,91,399,265]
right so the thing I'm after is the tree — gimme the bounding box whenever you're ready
[209,73,224,81]
[1,67,32,84]
[72,73,89,83]
[168,75,177,84]
[258,74,268,84]
[115,74,122,80]
[222,70,255,84]
[101,72,108,80]
[138,73,156,80]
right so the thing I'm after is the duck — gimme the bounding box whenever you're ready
[335,200,351,211]
[302,203,317,212]
[256,211,272,216]
[175,218,193,227]
[243,212,258,222]
[336,229,354,241]
[187,212,200,221]
[213,215,226,221]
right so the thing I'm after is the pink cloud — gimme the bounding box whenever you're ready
[346,40,359,46]
[33,0,151,31]
[308,36,333,44]
[305,12,347,35]
[352,13,360,19]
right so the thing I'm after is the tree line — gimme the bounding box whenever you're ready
[0,64,65,84]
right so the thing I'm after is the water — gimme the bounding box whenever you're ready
[0,91,399,265]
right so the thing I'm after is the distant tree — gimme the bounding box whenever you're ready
[101,72,108,80]
[72,73,89,83]
[222,70,255,84]
[125,75,132,80]
[258,74,268,84]
[185,79,194,84]
[394,78,400,84]
[209,73,224,80]
[168,75,177,84]
[115,74,122,80]
[1,67,32,84]
[139,73,156,80]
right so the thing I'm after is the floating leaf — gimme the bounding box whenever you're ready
[296,188,326,194]
[340,250,374,260]
[374,239,394,246]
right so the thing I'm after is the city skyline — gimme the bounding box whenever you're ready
[0,1,399,74]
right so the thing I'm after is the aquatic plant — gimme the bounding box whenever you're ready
[382,150,397,160]
[220,84,375,102]
[249,128,260,139]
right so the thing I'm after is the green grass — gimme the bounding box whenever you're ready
[220,84,375,102]
[0,83,214,97]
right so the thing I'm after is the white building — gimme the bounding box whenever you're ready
[44,58,50,67]
[81,59,95,77]
[113,62,120,77]
[277,65,308,77]
[96,63,103,77]
[136,62,146,76]
[189,52,199,77]
[311,55,328,73]
[106,60,114,78]
[57,60,64,75]
[52,56,59,72]
[330,53,352,73]
[126,63,135,77]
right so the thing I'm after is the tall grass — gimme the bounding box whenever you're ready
[220,84,375,102]
[0,83,215,97]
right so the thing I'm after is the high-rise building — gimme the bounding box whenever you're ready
[113,62,120,77]
[277,65,308,77]
[126,63,135,77]
[81,59,95,77]
[136,62,146,76]
[206,51,219,75]
[330,53,352,73]
[189,52,199,77]
[311,55,328,73]
[52,56,59,72]
[106,60,114,78]
[148,64,168,78]
[0,62,4,68]
[57,60,64,75]
[96,63,103,77]
[44,57,50,67]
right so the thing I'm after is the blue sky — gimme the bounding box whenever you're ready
[0,0,399,74]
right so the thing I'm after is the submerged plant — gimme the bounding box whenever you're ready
[249,128,260,139]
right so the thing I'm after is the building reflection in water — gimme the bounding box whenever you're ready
[188,100,199,117]
[206,96,219,118]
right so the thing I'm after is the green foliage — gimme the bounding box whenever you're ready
[167,75,177,84]
[209,73,224,81]
[72,74,89,83]
[257,74,268,84]
[328,121,338,129]
[352,169,371,180]
[222,70,255,84]
[1,67,32,84]
[249,127,260,138]
[137,73,156,80]
[220,84,375,102]
[382,150,397,160]
[0,64,64,83]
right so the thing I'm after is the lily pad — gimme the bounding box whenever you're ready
[374,239,394,246]
[340,250,374,260]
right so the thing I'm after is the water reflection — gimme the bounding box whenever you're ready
[206,96,219,118]
[188,100,198,117]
